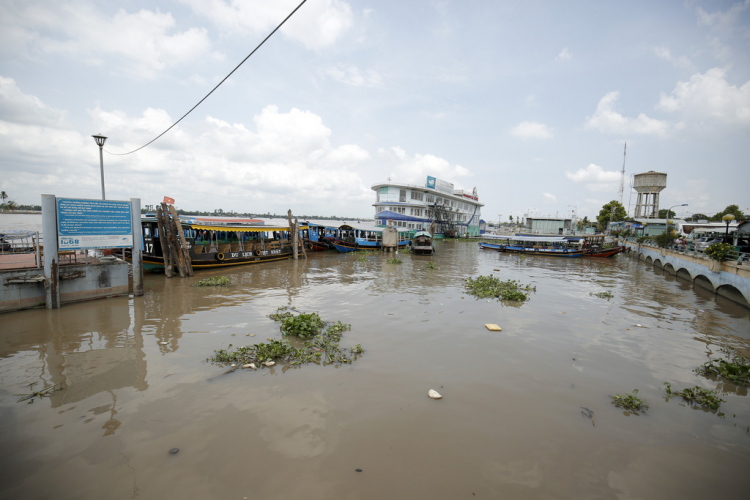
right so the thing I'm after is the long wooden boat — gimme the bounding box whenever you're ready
[411,230,435,255]
[328,223,411,253]
[307,223,334,251]
[135,216,307,271]
[563,235,624,258]
[483,235,584,258]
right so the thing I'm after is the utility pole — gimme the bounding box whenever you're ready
[609,142,626,230]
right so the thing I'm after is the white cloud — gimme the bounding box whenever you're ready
[379,148,471,189]
[526,95,538,106]
[556,47,572,61]
[696,0,750,33]
[586,91,669,136]
[543,192,557,203]
[566,164,622,192]
[511,121,554,139]
[657,68,750,124]
[653,45,693,69]
[0,76,66,127]
[324,65,383,87]
[0,2,212,79]
[181,0,353,51]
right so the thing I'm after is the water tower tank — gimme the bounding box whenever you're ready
[633,171,667,218]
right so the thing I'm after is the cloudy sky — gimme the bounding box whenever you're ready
[1,0,749,221]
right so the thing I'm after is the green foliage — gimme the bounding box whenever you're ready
[426,262,437,269]
[654,231,678,248]
[590,291,613,300]
[704,242,733,262]
[710,204,745,222]
[281,312,324,339]
[355,250,378,262]
[597,200,627,230]
[664,382,725,410]
[636,235,652,244]
[658,209,677,219]
[611,389,648,412]
[464,274,536,302]
[685,213,708,222]
[695,347,750,386]
[386,258,402,264]
[210,309,361,369]
[194,276,230,286]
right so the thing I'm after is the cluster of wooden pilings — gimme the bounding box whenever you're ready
[287,210,307,260]
[156,203,194,278]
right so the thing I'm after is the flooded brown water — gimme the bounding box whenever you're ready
[1,241,749,499]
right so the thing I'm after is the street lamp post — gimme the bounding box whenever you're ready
[722,214,735,243]
[92,134,107,200]
[666,203,688,235]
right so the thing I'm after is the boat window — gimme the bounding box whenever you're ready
[143,227,151,237]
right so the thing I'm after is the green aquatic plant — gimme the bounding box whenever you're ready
[208,309,362,370]
[611,389,648,412]
[281,312,324,339]
[386,258,402,264]
[664,382,725,410]
[426,262,436,269]
[194,276,229,286]
[464,274,536,302]
[694,347,750,387]
[590,291,614,300]
[354,250,378,262]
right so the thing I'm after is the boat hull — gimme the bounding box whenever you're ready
[138,247,294,271]
[584,246,624,258]
[502,247,584,258]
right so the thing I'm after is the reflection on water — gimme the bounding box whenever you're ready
[1,240,749,498]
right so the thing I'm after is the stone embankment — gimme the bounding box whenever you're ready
[624,242,750,309]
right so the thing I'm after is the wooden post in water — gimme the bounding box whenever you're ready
[296,218,307,259]
[160,203,184,277]
[169,205,194,276]
[155,206,173,277]
[288,210,298,260]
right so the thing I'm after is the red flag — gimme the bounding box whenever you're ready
[163,196,175,205]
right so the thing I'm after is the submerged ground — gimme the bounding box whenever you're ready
[1,241,749,499]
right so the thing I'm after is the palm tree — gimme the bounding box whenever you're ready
[0,191,7,208]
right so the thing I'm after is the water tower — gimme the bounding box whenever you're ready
[633,171,667,218]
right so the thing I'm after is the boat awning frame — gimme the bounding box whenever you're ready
[190,224,305,233]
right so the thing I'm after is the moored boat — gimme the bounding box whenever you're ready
[135,216,307,271]
[486,235,584,258]
[411,230,435,255]
[329,223,411,253]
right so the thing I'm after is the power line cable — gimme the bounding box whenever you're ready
[105,0,307,156]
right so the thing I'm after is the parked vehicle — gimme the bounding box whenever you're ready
[694,237,722,251]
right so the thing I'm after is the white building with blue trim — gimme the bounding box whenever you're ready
[371,176,484,237]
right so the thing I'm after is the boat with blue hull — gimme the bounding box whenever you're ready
[328,223,411,253]
[479,235,584,258]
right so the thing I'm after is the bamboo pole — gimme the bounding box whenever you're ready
[161,203,185,277]
[169,205,194,276]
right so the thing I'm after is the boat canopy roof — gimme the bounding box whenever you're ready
[0,229,38,240]
[484,235,567,243]
[338,222,410,233]
[189,224,304,233]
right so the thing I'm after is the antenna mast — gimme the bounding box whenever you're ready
[609,142,627,228]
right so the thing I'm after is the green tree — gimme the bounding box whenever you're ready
[710,204,745,222]
[597,201,627,230]
[685,213,708,222]
[658,209,676,219]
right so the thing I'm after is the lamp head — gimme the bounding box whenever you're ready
[722,214,735,222]
[92,134,107,147]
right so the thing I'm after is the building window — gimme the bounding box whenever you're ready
[411,191,423,201]
[427,194,434,203]
[400,189,406,202]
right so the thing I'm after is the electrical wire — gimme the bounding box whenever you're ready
[105,0,307,156]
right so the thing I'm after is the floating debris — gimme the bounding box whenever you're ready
[428,389,443,399]
[193,276,230,287]
[580,407,595,426]
[694,347,750,387]
[611,389,648,413]
[485,324,502,331]
[590,291,614,300]
[210,308,363,370]
[664,382,725,410]
[16,382,63,404]
[386,258,402,264]
[169,448,179,455]
[464,275,536,302]
[242,363,256,370]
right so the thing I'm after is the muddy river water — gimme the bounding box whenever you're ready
[1,239,749,499]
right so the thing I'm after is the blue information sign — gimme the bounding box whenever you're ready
[57,198,133,250]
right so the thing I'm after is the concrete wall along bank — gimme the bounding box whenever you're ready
[0,261,129,313]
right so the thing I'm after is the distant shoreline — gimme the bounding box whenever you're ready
[0,211,42,215]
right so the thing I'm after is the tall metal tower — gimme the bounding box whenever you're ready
[609,143,626,225]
